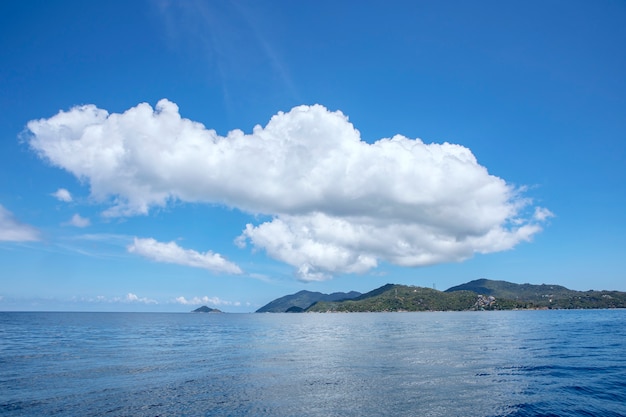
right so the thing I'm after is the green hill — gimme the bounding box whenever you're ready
[303,279,626,312]
[306,284,483,312]
[445,278,576,300]
[445,279,626,309]
[258,279,626,313]
[256,290,361,313]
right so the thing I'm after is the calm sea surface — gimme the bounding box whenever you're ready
[1,310,625,416]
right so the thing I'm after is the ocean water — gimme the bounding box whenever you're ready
[1,310,625,417]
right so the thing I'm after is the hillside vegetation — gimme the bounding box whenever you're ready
[307,284,484,312]
[446,279,626,310]
[256,290,361,313]
[259,279,626,313]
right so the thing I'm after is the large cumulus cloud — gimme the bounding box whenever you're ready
[27,99,551,280]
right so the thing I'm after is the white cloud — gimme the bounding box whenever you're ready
[174,295,241,306]
[51,188,72,202]
[27,99,552,279]
[64,214,90,228]
[533,206,554,222]
[84,293,157,304]
[123,292,157,304]
[127,237,242,274]
[239,212,543,281]
[0,205,40,242]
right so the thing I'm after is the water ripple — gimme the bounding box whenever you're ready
[1,310,625,416]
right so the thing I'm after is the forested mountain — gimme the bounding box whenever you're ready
[445,279,626,310]
[259,279,626,313]
[306,284,479,312]
[256,290,361,313]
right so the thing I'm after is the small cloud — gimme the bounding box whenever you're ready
[64,214,91,228]
[124,292,157,304]
[77,293,158,304]
[52,188,72,202]
[533,207,555,222]
[128,237,243,274]
[0,205,40,242]
[174,295,240,306]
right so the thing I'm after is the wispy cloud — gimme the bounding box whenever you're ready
[0,205,40,242]
[71,233,132,244]
[128,237,242,274]
[52,233,134,260]
[155,1,299,105]
[27,100,552,280]
[80,293,158,305]
[246,272,274,283]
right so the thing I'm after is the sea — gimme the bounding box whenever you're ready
[1,310,625,417]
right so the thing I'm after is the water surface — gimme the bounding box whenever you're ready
[1,310,625,416]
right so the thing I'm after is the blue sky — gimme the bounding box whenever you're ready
[1,0,624,312]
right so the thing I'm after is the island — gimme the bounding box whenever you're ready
[257,279,626,313]
[191,306,222,313]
